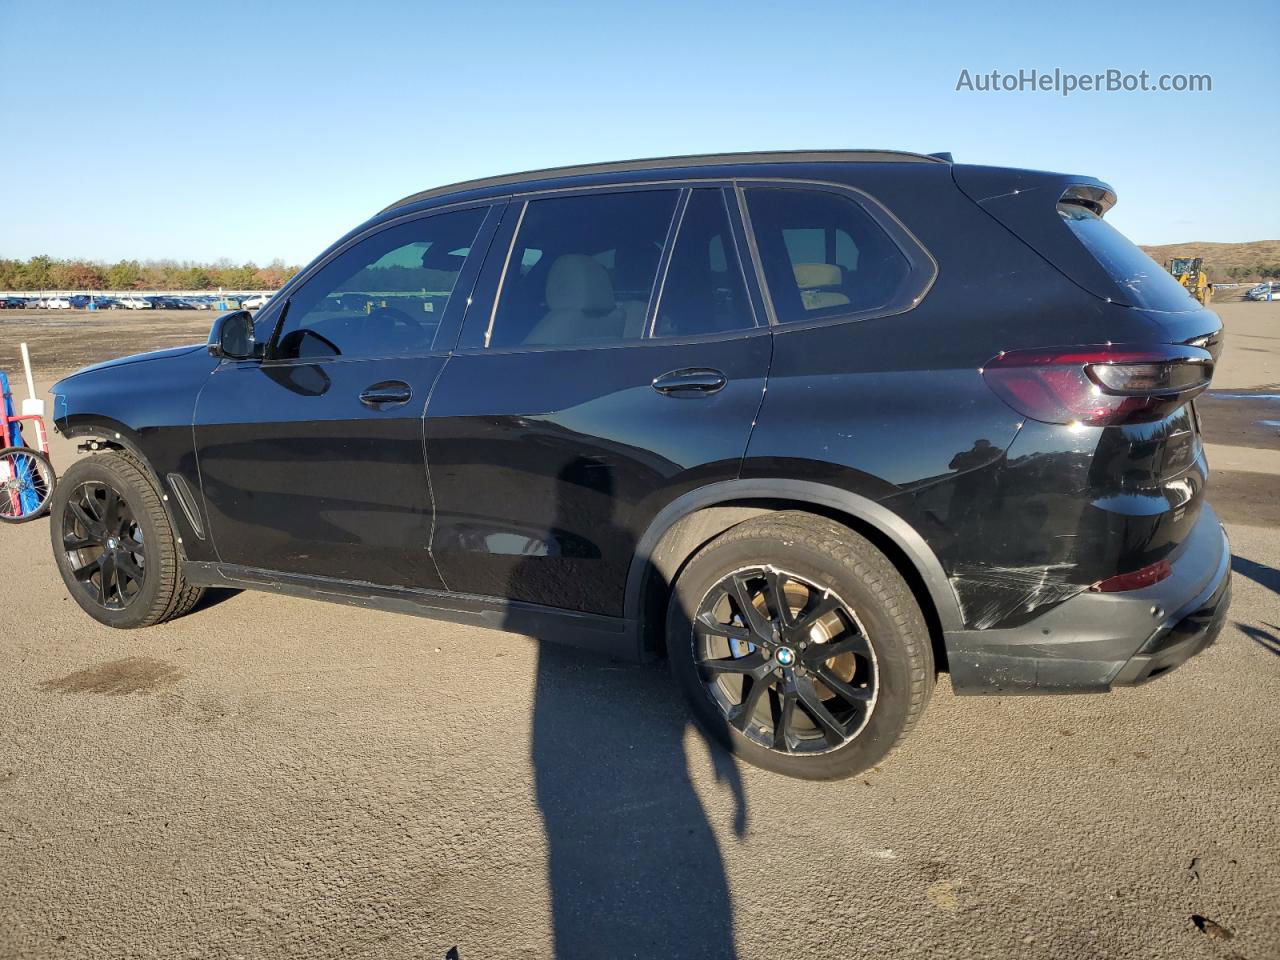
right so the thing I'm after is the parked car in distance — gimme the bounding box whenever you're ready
[0,297,28,309]
[69,295,113,309]
[47,150,1231,780]
[117,295,153,310]
[165,296,196,310]
[1246,281,1278,301]
[240,293,272,309]
[44,297,71,309]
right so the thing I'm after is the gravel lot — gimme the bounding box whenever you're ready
[1,303,1277,960]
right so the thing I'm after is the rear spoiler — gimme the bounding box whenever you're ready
[1057,183,1117,217]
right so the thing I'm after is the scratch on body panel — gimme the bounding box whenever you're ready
[950,562,1085,630]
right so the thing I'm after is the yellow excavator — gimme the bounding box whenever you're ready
[1167,257,1212,305]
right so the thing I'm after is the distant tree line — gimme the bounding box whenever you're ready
[0,255,302,291]
[1220,265,1280,282]
[345,264,457,292]
[5,252,1275,292]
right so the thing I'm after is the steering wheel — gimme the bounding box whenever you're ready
[365,305,426,345]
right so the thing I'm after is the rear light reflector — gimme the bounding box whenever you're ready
[1091,559,1172,593]
[982,344,1213,426]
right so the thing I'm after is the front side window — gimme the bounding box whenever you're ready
[488,190,678,349]
[273,206,486,361]
[746,188,913,325]
[653,190,756,338]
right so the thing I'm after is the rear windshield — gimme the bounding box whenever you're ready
[1058,204,1197,312]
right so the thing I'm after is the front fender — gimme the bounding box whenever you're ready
[53,349,219,560]
[55,418,210,560]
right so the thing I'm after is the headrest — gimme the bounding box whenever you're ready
[793,262,843,289]
[546,255,615,313]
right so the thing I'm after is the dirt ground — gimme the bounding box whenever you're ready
[0,309,215,379]
[0,303,1277,960]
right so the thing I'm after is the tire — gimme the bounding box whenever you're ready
[666,512,934,780]
[49,452,204,628]
[0,446,56,523]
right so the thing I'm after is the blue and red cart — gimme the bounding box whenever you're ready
[0,344,56,523]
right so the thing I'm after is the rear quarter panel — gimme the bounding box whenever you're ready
[741,164,1176,629]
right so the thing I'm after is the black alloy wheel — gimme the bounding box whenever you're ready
[694,566,878,755]
[61,480,148,610]
[667,512,934,780]
[50,453,204,628]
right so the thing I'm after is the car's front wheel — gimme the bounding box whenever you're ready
[50,452,203,628]
[667,512,934,780]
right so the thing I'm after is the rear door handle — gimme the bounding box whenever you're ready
[651,367,727,396]
[359,380,412,409]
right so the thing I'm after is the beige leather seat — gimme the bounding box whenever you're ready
[793,262,851,311]
[525,254,650,345]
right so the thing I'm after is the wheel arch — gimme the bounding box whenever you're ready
[56,416,195,554]
[60,415,145,453]
[625,479,962,664]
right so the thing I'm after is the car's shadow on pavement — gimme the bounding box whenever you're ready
[1231,554,1280,598]
[1234,621,1280,657]
[1228,556,1280,657]
[188,587,241,615]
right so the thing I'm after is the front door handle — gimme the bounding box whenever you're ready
[651,368,727,396]
[359,380,412,409]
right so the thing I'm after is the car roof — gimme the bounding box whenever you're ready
[381,148,946,214]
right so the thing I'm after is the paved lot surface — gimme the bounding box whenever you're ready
[1,303,1277,960]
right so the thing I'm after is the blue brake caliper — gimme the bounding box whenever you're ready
[728,615,756,659]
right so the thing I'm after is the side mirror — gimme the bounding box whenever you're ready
[208,310,260,360]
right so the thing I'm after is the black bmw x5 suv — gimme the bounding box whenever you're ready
[49,150,1230,779]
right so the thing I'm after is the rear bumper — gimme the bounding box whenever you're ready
[946,503,1231,694]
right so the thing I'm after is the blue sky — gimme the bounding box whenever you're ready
[1,0,1275,264]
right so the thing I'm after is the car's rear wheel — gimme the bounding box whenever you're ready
[667,512,934,780]
[50,452,203,628]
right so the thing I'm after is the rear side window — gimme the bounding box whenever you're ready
[1058,204,1197,312]
[488,191,678,349]
[745,188,915,325]
[653,190,756,338]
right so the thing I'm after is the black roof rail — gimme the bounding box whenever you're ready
[382,148,946,213]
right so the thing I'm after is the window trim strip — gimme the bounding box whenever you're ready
[483,201,528,349]
[645,189,691,339]
[732,181,778,328]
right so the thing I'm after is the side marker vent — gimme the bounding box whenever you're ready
[166,473,205,540]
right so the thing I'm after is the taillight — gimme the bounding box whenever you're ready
[981,344,1213,426]
[1091,559,1172,593]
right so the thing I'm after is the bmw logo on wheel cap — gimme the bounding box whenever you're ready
[776,647,796,667]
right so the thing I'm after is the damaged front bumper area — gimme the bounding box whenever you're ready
[945,503,1231,694]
